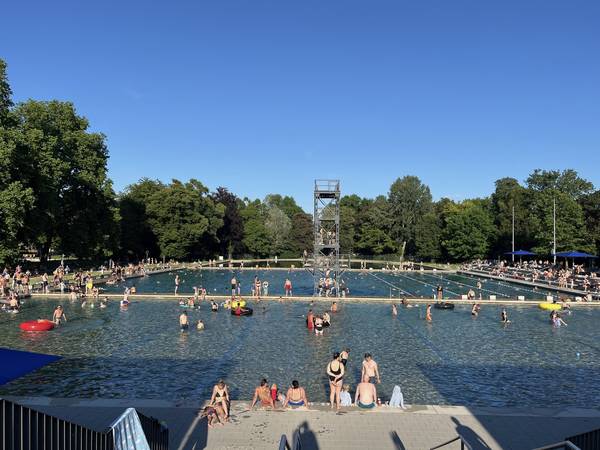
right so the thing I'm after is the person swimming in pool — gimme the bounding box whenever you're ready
[355,375,377,409]
[52,305,67,324]
[392,304,398,316]
[283,380,308,408]
[426,304,432,322]
[179,311,189,331]
[471,303,480,317]
[211,300,218,311]
[501,308,510,324]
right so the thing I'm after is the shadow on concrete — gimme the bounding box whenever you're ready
[451,417,491,450]
[179,411,208,450]
[298,420,319,450]
[390,430,406,450]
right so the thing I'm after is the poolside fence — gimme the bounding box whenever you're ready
[0,398,169,450]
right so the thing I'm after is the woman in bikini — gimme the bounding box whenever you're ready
[283,380,308,408]
[251,379,274,409]
[327,352,345,410]
[210,379,230,419]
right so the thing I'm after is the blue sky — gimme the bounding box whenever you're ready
[2,0,599,211]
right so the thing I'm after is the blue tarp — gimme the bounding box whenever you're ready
[0,348,61,385]
[553,251,597,258]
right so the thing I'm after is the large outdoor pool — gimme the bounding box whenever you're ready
[1,296,599,408]
[103,268,560,300]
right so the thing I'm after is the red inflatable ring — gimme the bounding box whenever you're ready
[19,320,55,332]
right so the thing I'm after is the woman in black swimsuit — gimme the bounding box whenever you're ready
[326,352,345,410]
[210,380,230,419]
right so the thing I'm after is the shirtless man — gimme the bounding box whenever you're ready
[355,375,377,409]
[392,304,398,316]
[331,301,338,312]
[52,305,67,324]
[361,353,380,384]
[179,311,189,331]
[251,379,274,409]
[230,277,237,296]
[174,275,180,295]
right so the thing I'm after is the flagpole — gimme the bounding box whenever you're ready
[512,204,515,263]
[553,198,557,265]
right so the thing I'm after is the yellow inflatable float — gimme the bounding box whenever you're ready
[230,299,247,309]
[538,302,561,311]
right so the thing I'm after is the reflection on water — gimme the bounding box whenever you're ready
[1,297,598,408]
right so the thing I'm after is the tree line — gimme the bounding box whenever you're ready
[1,59,599,265]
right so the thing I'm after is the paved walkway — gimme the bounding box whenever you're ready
[6,397,600,450]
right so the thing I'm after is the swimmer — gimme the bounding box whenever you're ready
[323,311,331,327]
[426,304,432,322]
[327,353,345,409]
[187,297,195,308]
[471,303,480,317]
[174,274,180,295]
[392,304,398,316]
[211,300,218,311]
[501,308,510,324]
[179,311,189,331]
[197,319,205,330]
[361,353,381,384]
[100,297,108,309]
[331,301,338,312]
[340,348,350,366]
[314,316,324,335]
[306,309,314,330]
[52,305,67,324]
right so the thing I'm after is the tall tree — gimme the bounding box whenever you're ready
[265,204,292,255]
[355,196,395,255]
[442,201,496,261]
[240,199,271,257]
[212,187,244,258]
[144,179,224,260]
[283,212,313,257]
[0,59,13,126]
[414,212,442,261]
[11,100,118,260]
[580,190,600,256]
[388,176,433,255]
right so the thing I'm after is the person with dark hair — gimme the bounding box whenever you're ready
[283,380,308,408]
[361,353,380,384]
[251,378,274,409]
[327,352,345,410]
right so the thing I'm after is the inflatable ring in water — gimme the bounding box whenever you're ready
[538,303,561,311]
[433,302,455,310]
[231,307,253,316]
[19,320,55,332]
[231,300,246,309]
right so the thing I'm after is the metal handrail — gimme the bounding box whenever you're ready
[279,434,291,450]
[430,434,473,450]
[532,441,581,450]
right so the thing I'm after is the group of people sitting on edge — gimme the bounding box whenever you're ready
[463,260,600,299]
[199,351,409,427]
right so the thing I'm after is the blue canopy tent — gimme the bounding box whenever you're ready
[504,249,536,263]
[552,251,598,269]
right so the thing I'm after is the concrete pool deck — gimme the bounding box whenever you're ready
[27,292,600,307]
[5,396,600,449]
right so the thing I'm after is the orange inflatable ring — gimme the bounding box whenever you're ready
[19,320,55,332]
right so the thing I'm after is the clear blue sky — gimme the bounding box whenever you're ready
[2,0,599,211]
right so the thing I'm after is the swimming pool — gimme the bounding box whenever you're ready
[1,297,598,408]
[103,269,560,300]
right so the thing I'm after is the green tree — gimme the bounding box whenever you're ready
[0,59,13,126]
[283,212,313,257]
[240,200,271,257]
[265,204,292,255]
[388,176,433,255]
[144,179,224,260]
[10,100,118,260]
[355,196,395,255]
[442,201,496,261]
[580,190,600,256]
[212,187,244,258]
[414,212,442,261]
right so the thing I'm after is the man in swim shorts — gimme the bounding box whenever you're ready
[361,353,381,383]
[179,311,189,331]
[355,375,377,409]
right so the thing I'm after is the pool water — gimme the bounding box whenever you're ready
[103,269,560,300]
[1,297,599,408]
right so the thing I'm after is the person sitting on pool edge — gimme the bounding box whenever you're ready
[251,378,275,409]
[355,375,377,409]
[283,380,308,408]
